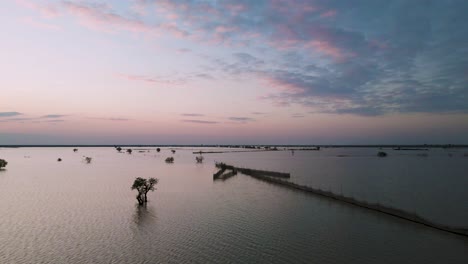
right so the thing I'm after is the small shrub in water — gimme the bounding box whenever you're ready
[0,159,7,169]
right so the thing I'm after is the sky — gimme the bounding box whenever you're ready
[1,0,467,145]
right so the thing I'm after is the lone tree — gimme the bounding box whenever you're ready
[0,159,7,169]
[131,177,158,205]
[156,148,161,152]
[127,149,133,154]
[116,147,122,152]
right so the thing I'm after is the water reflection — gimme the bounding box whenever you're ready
[133,203,157,227]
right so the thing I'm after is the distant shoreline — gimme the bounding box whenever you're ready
[1,144,467,148]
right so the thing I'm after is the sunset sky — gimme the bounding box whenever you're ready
[1,0,467,145]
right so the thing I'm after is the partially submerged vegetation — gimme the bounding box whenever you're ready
[213,166,226,179]
[218,163,468,238]
[127,149,132,154]
[196,156,204,163]
[84,157,92,163]
[131,177,158,205]
[165,157,174,163]
[214,169,237,181]
[215,162,290,178]
[0,159,7,169]
[377,151,387,157]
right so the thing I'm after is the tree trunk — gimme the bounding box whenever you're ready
[144,192,148,202]
[136,194,144,205]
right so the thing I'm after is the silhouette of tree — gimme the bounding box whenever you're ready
[171,149,176,154]
[156,148,161,152]
[84,157,92,163]
[73,148,78,152]
[116,147,122,152]
[165,157,174,163]
[131,177,158,205]
[377,151,387,157]
[0,159,7,169]
[196,156,204,163]
[127,149,132,154]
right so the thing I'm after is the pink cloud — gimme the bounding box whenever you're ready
[160,23,190,38]
[215,25,238,34]
[61,1,151,33]
[320,10,337,18]
[16,0,59,18]
[307,40,346,61]
[258,74,305,94]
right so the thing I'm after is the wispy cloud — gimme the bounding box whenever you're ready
[60,1,152,33]
[181,119,218,124]
[228,117,255,122]
[89,117,131,121]
[291,114,305,118]
[16,0,468,117]
[0,112,22,117]
[118,73,186,85]
[41,114,66,118]
[181,113,204,117]
[44,119,65,123]
[1,117,34,122]
[0,116,67,123]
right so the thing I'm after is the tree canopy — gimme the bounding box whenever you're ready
[131,177,159,205]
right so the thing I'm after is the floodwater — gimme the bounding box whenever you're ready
[0,147,467,263]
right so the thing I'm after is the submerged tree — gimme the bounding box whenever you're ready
[156,148,161,152]
[84,157,92,163]
[377,151,387,157]
[171,149,176,154]
[73,148,78,152]
[165,157,174,163]
[116,147,122,152]
[127,149,132,154]
[131,177,159,205]
[195,156,204,163]
[0,159,7,169]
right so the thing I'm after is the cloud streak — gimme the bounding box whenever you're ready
[228,117,255,122]
[41,114,66,118]
[181,119,218,124]
[0,112,22,117]
[181,113,204,117]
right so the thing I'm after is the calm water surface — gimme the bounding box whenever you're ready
[0,147,467,263]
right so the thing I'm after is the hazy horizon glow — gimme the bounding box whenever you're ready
[1,0,468,144]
